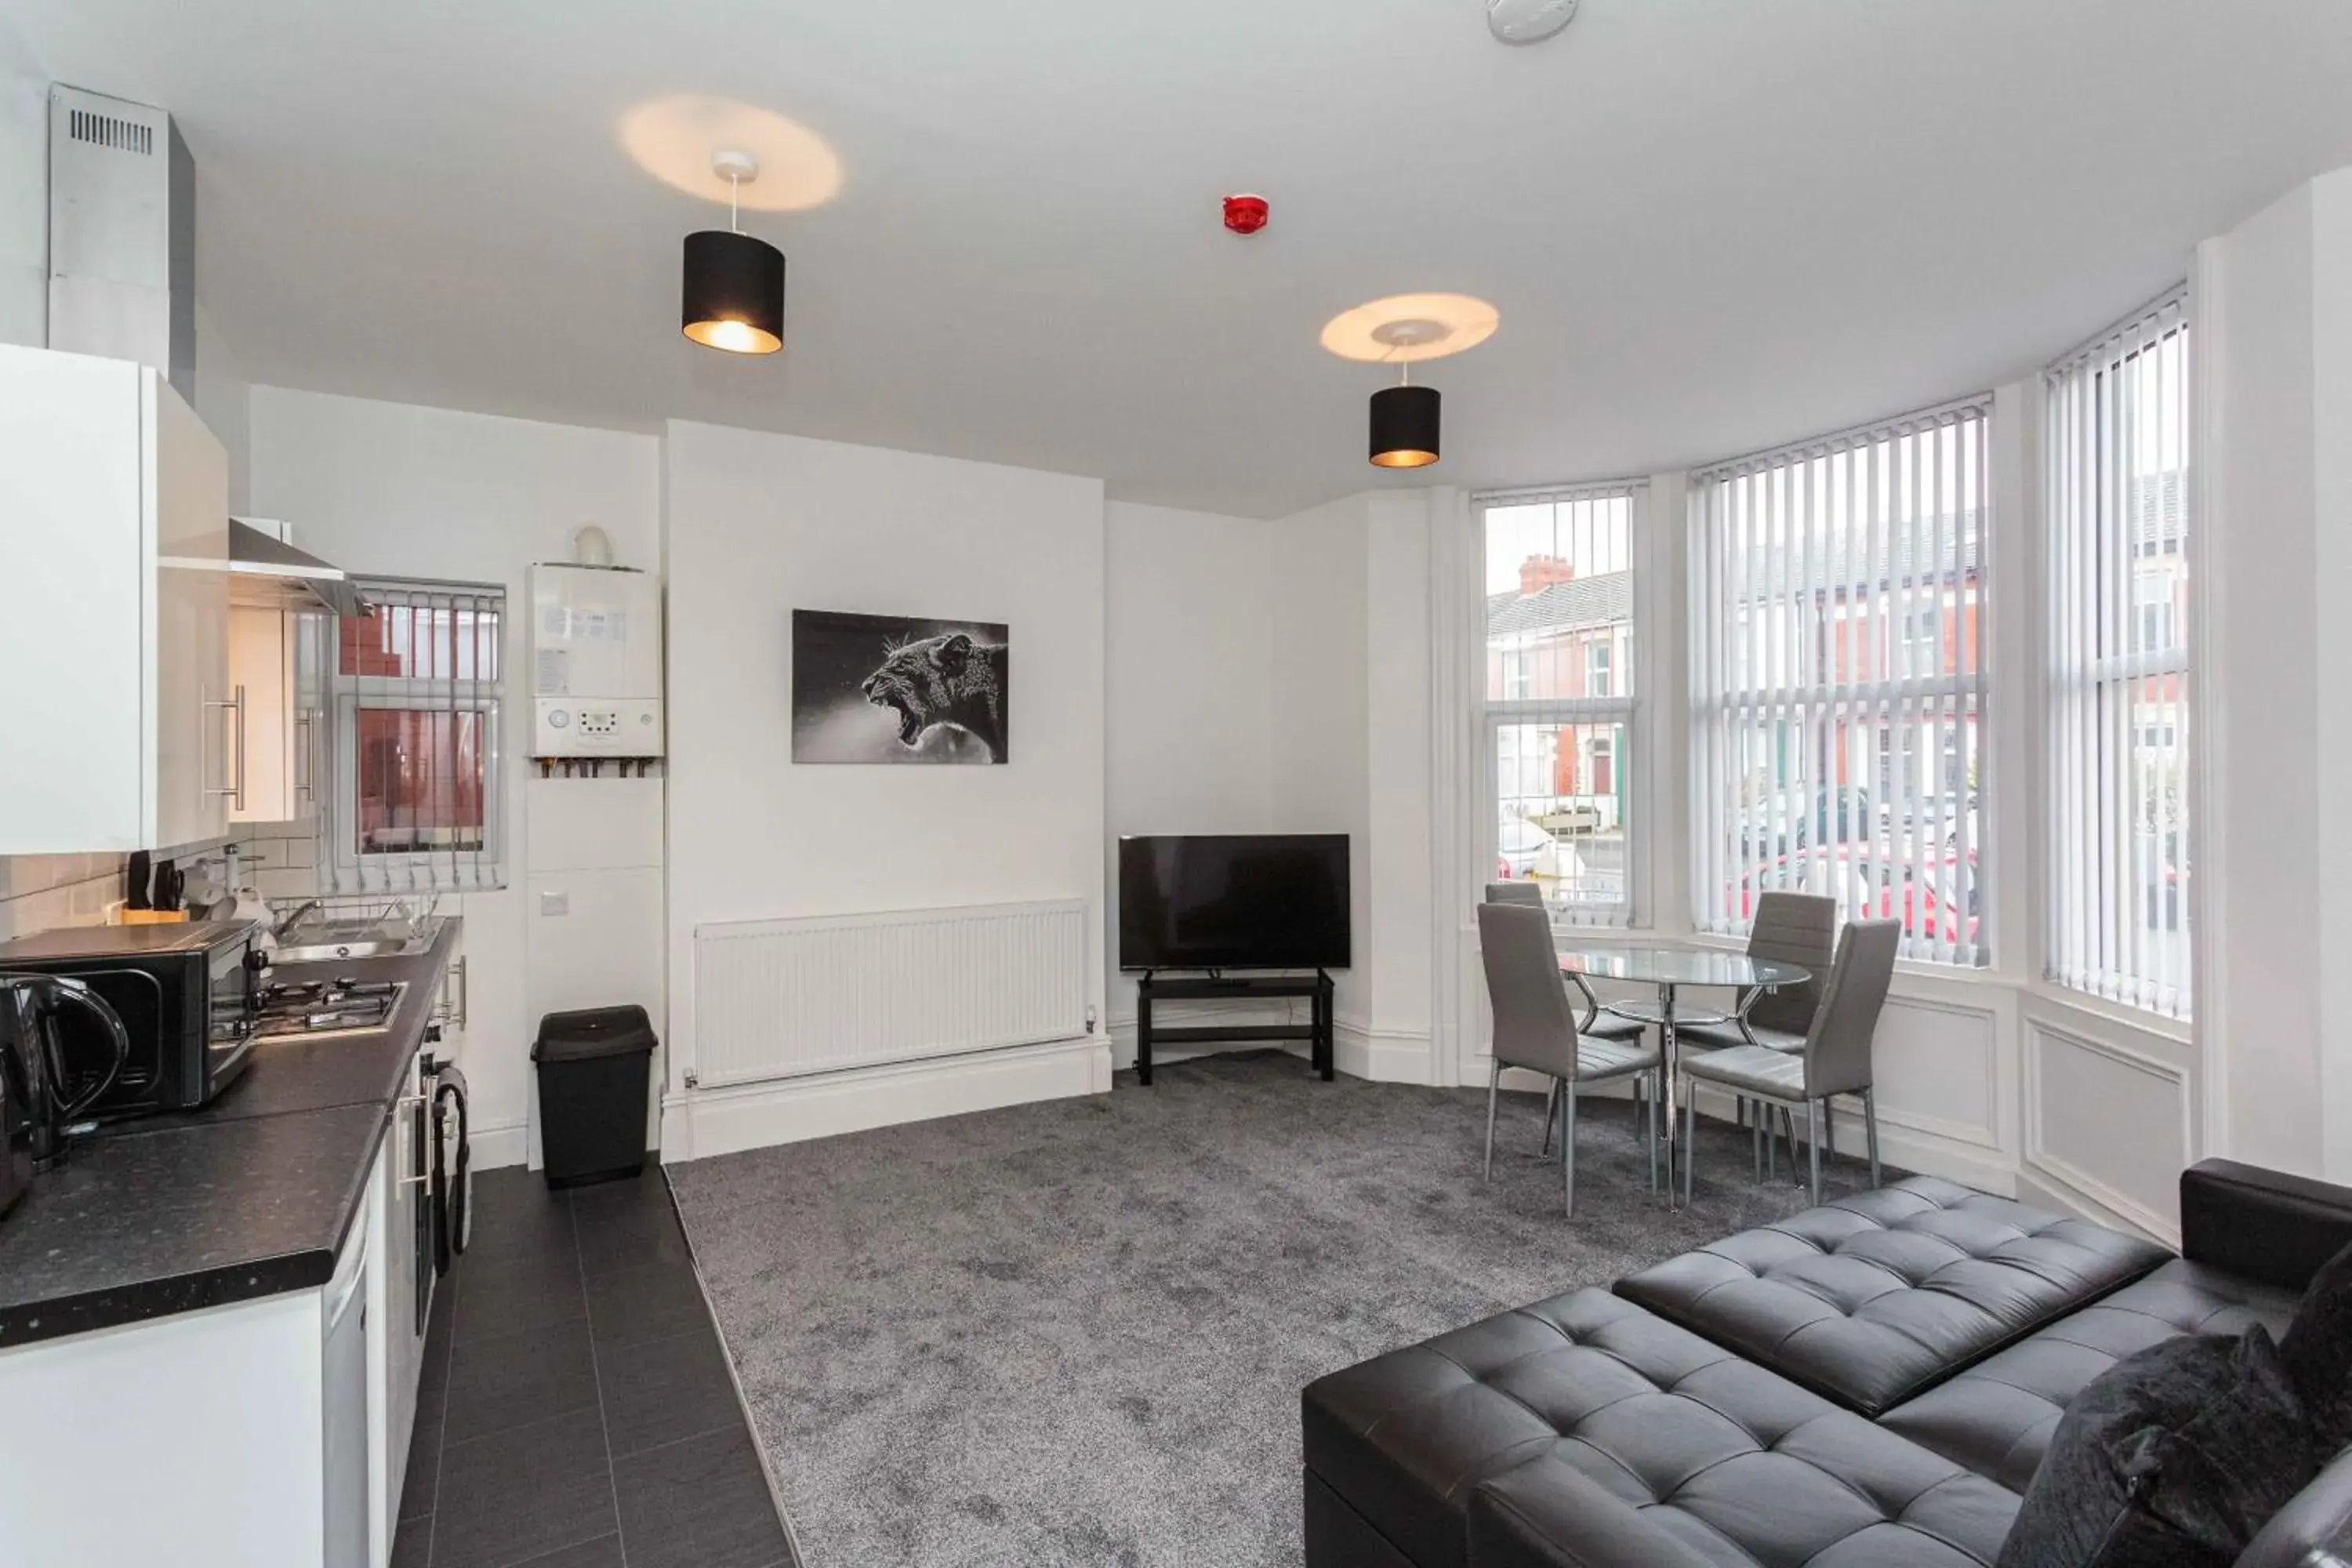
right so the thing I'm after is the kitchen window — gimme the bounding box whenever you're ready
[1479,481,1642,927]
[2045,289,2191,1018]
[1689,397,1991,966]
[319,579,507,892]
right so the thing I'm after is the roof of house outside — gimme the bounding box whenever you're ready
[1488,571,1633,639]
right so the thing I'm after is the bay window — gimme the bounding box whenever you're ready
[2045,290,2190,1018]
[1479,482,1641,926]
[1690,398,1991,966]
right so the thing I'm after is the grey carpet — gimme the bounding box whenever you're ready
[666,1050,1887,1568]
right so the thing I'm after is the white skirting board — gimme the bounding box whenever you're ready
[467,1118,530,1172]
[1334,1023,1437,1084]
[661,1034,1112,1162]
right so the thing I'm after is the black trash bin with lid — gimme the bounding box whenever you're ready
[532,1004,656,1188]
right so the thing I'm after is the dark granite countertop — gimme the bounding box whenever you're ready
[0,919,459,1348]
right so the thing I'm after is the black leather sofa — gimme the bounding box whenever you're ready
[1302,1160,2352,1567]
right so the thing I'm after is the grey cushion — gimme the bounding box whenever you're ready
[1573,1034,1660,1083]
[1992,1327,2320,1568]
[1302,1288,2017,1568]
[1680,1043,1807,1099]
[2280,1239,2352,1450]
[1615,1178,2173,1417]
[1672,1018,1808,1054]
[1878,1258,2302,1493]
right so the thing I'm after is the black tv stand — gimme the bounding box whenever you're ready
[1133,971,1335,1086]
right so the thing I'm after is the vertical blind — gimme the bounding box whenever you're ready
[2045,290,2190,1018]
[1690,397,1991,966]
[324,578,506,895]
[1479,482,1642,927]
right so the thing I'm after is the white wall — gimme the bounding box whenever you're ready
[1102,501,1278,1054]
[1362,492,1436,1073]
[247,386,664,1168]
[661,421,1108,1153]
[2195,167,2352,1184]
[0,13,42,351]
[1267,495,1374,1037]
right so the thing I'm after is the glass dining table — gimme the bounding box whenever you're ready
[1555,946,1813,1210]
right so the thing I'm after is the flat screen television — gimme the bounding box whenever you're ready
[1118,833,1350,971]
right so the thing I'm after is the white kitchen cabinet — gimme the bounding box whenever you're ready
[0,1148,389,1568]
[0,343,231,853]
[229,602,329,825]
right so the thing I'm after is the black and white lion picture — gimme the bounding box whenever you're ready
[791,610,1011,764]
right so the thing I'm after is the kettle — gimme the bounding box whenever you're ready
[1,974,132,1205]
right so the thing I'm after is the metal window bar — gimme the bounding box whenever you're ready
[2045,287,2190,1018]
[323,578,507,896]
[1689,396,1992,965]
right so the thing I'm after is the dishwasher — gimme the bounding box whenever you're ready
[321,1218,371,1568]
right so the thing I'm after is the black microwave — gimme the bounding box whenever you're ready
[0,920,270,1118]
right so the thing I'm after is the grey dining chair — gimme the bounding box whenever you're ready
[1671,891,1837,1169]
[1483,882,1650,1156]
[1672,891,1836,1054]
[1676,917,1900,1207]
[1476,900,1662,1214]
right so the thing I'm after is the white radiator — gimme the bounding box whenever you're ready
[691,899,1090,1087]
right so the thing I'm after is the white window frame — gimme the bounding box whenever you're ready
[319,577,510,894]
[1477,481,1646,928]
[2044,288,2191,1019]
[1689,396,1993,967]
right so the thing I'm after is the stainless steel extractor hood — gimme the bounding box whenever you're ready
[48,85,194,402]
[229,519,361,616]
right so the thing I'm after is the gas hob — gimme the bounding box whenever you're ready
[253,978,406,1040]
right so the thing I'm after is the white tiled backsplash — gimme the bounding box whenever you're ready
[0,827,325,945]
[0,855,129,942]
[234,826,324,900]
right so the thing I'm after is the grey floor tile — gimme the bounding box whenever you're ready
[452,1243,588,1345]
[585,1257,711,1348]
[508,1534,625,1568]
[464,1169,580,1261]
[433,1408,617,1568]
[574,1178,695,1279]
[598,1323,742,1459]
[390,1514,431,1568]
[442,1315,599,1444]
[399,1410,441,1520]
[612,1426,790,1568]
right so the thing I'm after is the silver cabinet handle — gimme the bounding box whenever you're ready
[456,957,469,1030]
[293,713,314,804]
[204,686,248,808]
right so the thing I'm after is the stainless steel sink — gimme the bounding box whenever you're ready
[274,916,445,965]
[274,938,420,963]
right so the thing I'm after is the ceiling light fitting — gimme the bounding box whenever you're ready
[1488,0,1580,45]
[1370,365,1441,470]
[682,150,786,355]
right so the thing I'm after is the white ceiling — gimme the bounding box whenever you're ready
[11,0,2352,517]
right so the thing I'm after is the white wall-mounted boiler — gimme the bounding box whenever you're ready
[528,564,663,758]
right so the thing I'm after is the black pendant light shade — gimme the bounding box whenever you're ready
[1369,383,1441,468]
[681,229,786,355]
